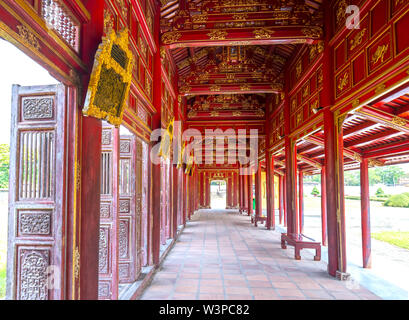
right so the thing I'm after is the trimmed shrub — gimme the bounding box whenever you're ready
[384,194,409,208]
[376,188,385,197]
[311,186,320,197]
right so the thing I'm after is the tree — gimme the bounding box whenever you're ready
[344,170,360,186]
[311,186,320,197]
[376,187,385,197]
[0,144,9,189]
[374,166,405,186]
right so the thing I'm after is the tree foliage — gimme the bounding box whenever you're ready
[0,144,9,189]
[344,165,406,186]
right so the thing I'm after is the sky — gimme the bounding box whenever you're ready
[0,39,58,144]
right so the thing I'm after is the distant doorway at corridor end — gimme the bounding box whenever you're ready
[210,180,226,209]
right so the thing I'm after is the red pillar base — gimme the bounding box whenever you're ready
[335,271,351,281]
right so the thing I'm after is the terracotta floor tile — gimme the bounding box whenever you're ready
[139,209,382,301]
[276,288,305,298]
[199,286,225,294]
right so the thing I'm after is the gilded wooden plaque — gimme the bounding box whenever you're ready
[83,29,134,126]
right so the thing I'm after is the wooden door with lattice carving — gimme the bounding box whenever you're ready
[140,140,149,266]
[118,135,141,283]
[98,124,119,300]
[7,84,66,300]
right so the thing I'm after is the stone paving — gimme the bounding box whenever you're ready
[140,209,381,300]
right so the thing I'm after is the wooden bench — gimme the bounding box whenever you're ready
[251,213,266,225]
[281,233,321,261]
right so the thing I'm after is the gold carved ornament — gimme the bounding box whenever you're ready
[368,159,384,167]
[371,44,389,65]
[350,28,367,51]
[159,117,174,159]
[338,72,349,92]
[210,85,221,92]
[162,31,182,44]
[185,155,194,175]
[295,60,302,79]
[391,116,407,127]
[253,28,275,39]
[207,30,228,40]
[301,27,323,38]
[82,29,134,127]
[177,141,187,169]
[16,25,41,51]
[240,84,250,91]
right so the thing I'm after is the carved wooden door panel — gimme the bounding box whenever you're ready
[99,124,119,300]
[165,160,171,240]
[160,159,166,245]
[134,138,143,275]
[118,135,136,283]
[7,84,66,300]
[140,140,149,266]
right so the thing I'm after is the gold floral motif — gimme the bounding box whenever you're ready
[207,30,228,40]
[256,109,265,117]
[233,13,248,20]
[210,111,219,117]
[160,47,166,60]
[240,84,250,91]
[232,111,242,116]
[368,159,384,167]
[375,83,386,94]
[371,44,389,65]
[296,112,303,126]
[353,153,362,163]
[192,13,208,23]
[271,83,283,91]
[187,110,197,118]
[210,85,221,92]
[253,28,275,39]
[350,28,367,51]
[352,99,360,108]
[16,25,41,51]
[303,85,309,98]
[179,84,191,93]
[391,116,407,126]
[318,69,323,85]
[336,0,348,27]
[162,31,182,44]
[338,72,349,92]
[291,99,297,111]
[295,60,302,79]
[311,100,319,112]
[317,41,324,53]
[301,27,323,38]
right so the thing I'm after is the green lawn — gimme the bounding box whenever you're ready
[372,231,409,250]
[0,236,6,299]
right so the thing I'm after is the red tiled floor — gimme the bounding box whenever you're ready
[139,209,381,300]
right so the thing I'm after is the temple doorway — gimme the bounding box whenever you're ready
[0,38,60,299]
[210,180,226,209]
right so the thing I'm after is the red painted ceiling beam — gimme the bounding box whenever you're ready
[355,106,409,134]
[343,121,379,139]
[306,136,362,162]
[344,129,403,149]
[180,83,281,95]
[161,26,322,49]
